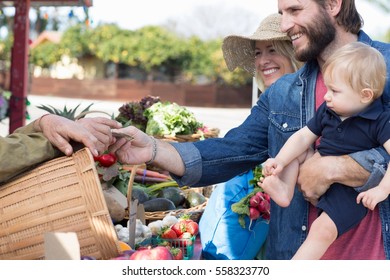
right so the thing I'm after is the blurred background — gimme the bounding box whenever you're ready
[0,0,388,136]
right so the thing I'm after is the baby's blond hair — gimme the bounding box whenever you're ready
[323,42,387,100]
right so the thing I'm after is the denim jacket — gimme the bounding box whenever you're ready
[171,31,390,259]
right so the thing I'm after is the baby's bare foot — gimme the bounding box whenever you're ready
[260,175,293,207]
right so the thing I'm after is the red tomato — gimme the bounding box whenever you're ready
[97,153,117,167]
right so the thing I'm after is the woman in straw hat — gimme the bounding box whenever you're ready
[198,13,303,260]
[222,13,302,92]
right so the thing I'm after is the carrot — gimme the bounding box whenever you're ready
[134,175,169,184]
[121,165,170,180]
[136,169,170,180]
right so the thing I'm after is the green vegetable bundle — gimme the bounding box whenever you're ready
[144,101,203,137]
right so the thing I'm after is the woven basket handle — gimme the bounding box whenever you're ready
[126,164,140,248]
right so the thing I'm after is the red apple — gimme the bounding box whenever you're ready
[129,246,173,260]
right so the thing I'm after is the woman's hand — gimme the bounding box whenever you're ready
[108,126,154,165]
[109,126,185,176]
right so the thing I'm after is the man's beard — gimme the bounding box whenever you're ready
[295,12,336,62]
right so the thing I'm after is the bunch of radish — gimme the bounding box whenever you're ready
[248,191,271,221]
[231,187,271,229]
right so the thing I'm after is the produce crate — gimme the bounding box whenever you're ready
[0,148,121,260]
[153,235,196,260]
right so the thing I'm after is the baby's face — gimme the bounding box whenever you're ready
[323,73,371,118]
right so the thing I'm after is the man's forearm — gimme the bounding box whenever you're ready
[331,155,370,187]
[298,152,370,202]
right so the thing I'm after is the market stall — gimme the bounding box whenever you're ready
[0,96,270,260]
[0,96,217,260]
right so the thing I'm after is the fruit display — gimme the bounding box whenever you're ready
[111,214,199,260]
[151,214,199,260]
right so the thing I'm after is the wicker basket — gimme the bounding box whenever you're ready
[144,199,207,223]
[0,148,121,260]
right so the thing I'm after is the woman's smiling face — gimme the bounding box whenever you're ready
[254,40,295,88]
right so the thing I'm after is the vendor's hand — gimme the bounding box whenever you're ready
[297,152,332,204]
[76,117,122,150]
[35,115,121,156]
[108,126,154,165]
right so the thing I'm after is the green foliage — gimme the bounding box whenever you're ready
[59,24,92,58]
[30,41,63,68]
[94,28,139,65]
[179,36,215,82]
[36,103,95,120]
[27,23,254,86]
[0,35,13,62]
[133,26,188,72]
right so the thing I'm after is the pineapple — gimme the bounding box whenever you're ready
[37,103,113,120]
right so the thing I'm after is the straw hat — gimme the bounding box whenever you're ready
[222,13,290,75]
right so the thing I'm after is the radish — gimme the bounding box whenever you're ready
[258,199,270,213]
[256,191,266,202]
[249,207,260,220]
[249,195,260,207]
[262,211,270,220]
[248,207,260,230]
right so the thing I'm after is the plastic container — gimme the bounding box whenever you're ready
[153,235,195,260]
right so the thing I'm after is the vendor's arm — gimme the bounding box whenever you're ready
[0,115,121,184]
[297,147,388,204]
[0,127,59,183]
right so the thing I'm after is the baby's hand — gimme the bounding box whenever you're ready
[356,186,388,210]
[263,158,285,177]
[263,158,278,176]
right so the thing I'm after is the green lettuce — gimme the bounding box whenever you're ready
[144,102,203,136]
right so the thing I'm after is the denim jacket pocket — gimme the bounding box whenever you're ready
[268,111,301,157]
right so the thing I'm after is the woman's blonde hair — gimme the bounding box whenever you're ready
[323,42,387,100]
[255,40,303,92]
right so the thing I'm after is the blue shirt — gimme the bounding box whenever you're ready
[308,99,390,156]
[170,31,390,259]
